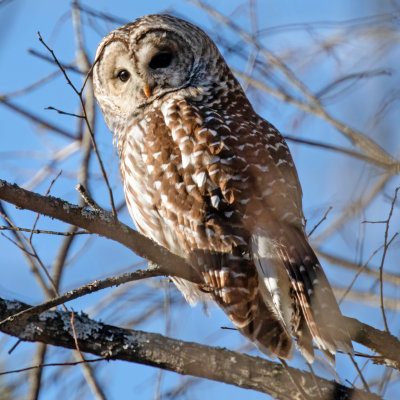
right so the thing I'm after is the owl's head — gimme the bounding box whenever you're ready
[93,14,226,131]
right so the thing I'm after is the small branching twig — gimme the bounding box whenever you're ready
[37,31,117,218]
[316,250,400,286]
[76,184,103,212]
[378,187,399,332]
[338,244,384,304]
[0,226,88,236]
[0,98,75,139]
[349,354,371,393]
[308,206,332,237]
[0,357,105,376]
[0,266,164,328]
[45,106,84,119]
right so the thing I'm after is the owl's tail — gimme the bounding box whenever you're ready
[251,225,353,364]
[238,294,294,360]
[192,249,294,360]
[276,226,354,364]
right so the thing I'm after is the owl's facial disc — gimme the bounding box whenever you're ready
[95,28,195,119]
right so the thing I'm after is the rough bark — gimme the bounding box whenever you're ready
[0,298,381,400]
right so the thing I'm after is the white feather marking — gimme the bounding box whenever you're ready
[180,135,190,143]
[181,153,190,168]
[211,195,220,208]
[262,188,273,196]
[251,232,293,333]
[193,150,203,157]
[154,181,161,190]
[161,194,168,203]
[193,171,206,187]
[209,168,220,176]
[275,159,287,167]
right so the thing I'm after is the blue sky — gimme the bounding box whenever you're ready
[0,1,399,399]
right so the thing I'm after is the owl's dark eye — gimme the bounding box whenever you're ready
[117,70,131,82]
[149,52,173,70]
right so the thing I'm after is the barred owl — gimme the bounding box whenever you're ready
[93,14,353,363]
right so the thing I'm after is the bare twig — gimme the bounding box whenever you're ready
[27,343,47,400]
[0,98,76,140]
[45,106,84,118]
[378,187,399,332]
[307,206,332,237]
[333,287,399,311]
[37,31,117,217]
[0,204,53,298]
[0,266,165,329]
[338,244,384,305]
[316,250,400,287]
[0,226,88,236]
[284,135,392,168]
[23,141,80,191]
[1,71,61,99]
[0,357,104,376]
[349,354,371,393]
[27,49,82,74]
[312,173,392,244]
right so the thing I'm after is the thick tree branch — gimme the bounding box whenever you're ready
[0,179,201,285]
[345,317,400,370]
[0,297,380,400]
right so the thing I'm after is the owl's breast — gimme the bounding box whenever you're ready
[119,101,248,259]
[119,119,186,258]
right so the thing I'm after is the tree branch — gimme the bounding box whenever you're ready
[0,179,201,285]
[345,317,400,370]
[0,297,380,400]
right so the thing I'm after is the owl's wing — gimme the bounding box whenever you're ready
[256,117,305,226]
[245,118,353,362]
